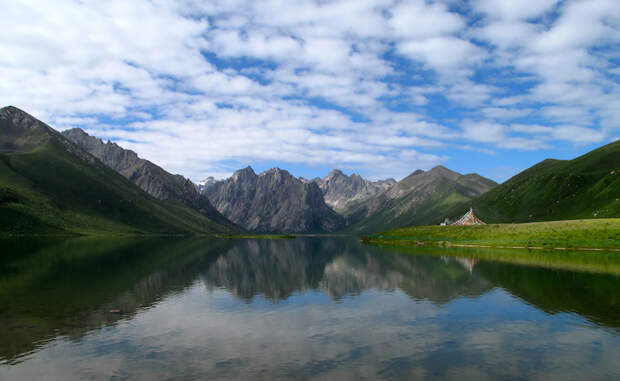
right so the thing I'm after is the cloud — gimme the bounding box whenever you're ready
[0,0,617,181]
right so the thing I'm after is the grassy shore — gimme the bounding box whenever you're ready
[362,219,620,250]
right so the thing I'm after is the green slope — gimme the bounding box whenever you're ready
[344,181,470,234]
[473,140,620,223]
[342,167,497,234]
[0,137,232,236]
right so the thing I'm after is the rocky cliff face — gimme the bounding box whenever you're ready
[202,167,344,233]
[62,128,238,230]
[314,169,396,213]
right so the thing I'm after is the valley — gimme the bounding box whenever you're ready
[1,105,619,241]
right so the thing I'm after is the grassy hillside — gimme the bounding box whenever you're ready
[473,140,620,223]
[362,219,620,250]
[342,167,497,234]
[344,182,471,233]
[0,140,232,236]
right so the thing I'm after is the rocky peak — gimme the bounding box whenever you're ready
[232,166,256,182]
[315,169,397,213]
[199,176,216,186]
[202,166,344,233]
[326,169,345,180]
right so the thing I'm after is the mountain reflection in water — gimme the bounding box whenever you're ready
[0,237,619,380]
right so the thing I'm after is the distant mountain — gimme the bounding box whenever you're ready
[473,140,620,222]
[344,166,497,234]
[62,128,238,231]
[0,106,236,235]
[197,176,218,194]
[313,169,396,213]
[202,167,344,233]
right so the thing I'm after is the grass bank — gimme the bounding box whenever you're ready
[362,219,620,250]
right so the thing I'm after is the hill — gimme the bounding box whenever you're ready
[473,140,620,222]
[0,106,236,235]
[343,166,497,234]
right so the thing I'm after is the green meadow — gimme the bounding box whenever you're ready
[362,218,620,250]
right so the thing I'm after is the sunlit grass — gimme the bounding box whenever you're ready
[362,219,620,250]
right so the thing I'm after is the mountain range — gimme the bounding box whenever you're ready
[340,166,497,233]
[202,167,344,233]
[0,106,237,235]
[62,128,237,231]
[312,169,396,213]
[2,105,618,236]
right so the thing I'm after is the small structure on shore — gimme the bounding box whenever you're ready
[449,207,486,226]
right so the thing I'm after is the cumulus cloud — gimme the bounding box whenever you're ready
[0,0,617,181]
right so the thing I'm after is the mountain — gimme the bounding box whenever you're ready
[202,167,345,233]
[314,169,396,213]
[473,140,620,222]
[343,166,497,234]
[62,128,237,231]
[0,106,236,235]
[197,176,218,194]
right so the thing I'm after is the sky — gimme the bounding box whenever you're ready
[1,0,619,182]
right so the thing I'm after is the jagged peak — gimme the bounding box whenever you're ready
[231,166,256,180]
[261,167,292,177]
[198,176,216,186]
[325,169,346,180]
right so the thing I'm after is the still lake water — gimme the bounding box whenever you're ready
[1,237,619,380]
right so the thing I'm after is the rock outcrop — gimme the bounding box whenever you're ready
[314,169,395,213]
[202,167,344,233]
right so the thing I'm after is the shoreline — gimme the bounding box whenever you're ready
[361,238,620,252]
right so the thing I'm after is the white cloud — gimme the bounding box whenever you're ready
[461,121,548,150]
[398,37,484,70]
[0,0,617,181]
[550,125,606,144]
[390,1,464,39]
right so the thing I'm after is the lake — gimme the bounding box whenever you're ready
[1,237,619,380]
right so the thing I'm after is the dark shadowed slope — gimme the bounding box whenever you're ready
[0,106,236,235]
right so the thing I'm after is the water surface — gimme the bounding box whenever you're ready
[1,237,619,380]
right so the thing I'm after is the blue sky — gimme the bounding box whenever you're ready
[1,0,619,182]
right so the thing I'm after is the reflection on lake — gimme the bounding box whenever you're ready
[0,237,619,380]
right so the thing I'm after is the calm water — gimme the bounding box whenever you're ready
[1,237,619,380]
